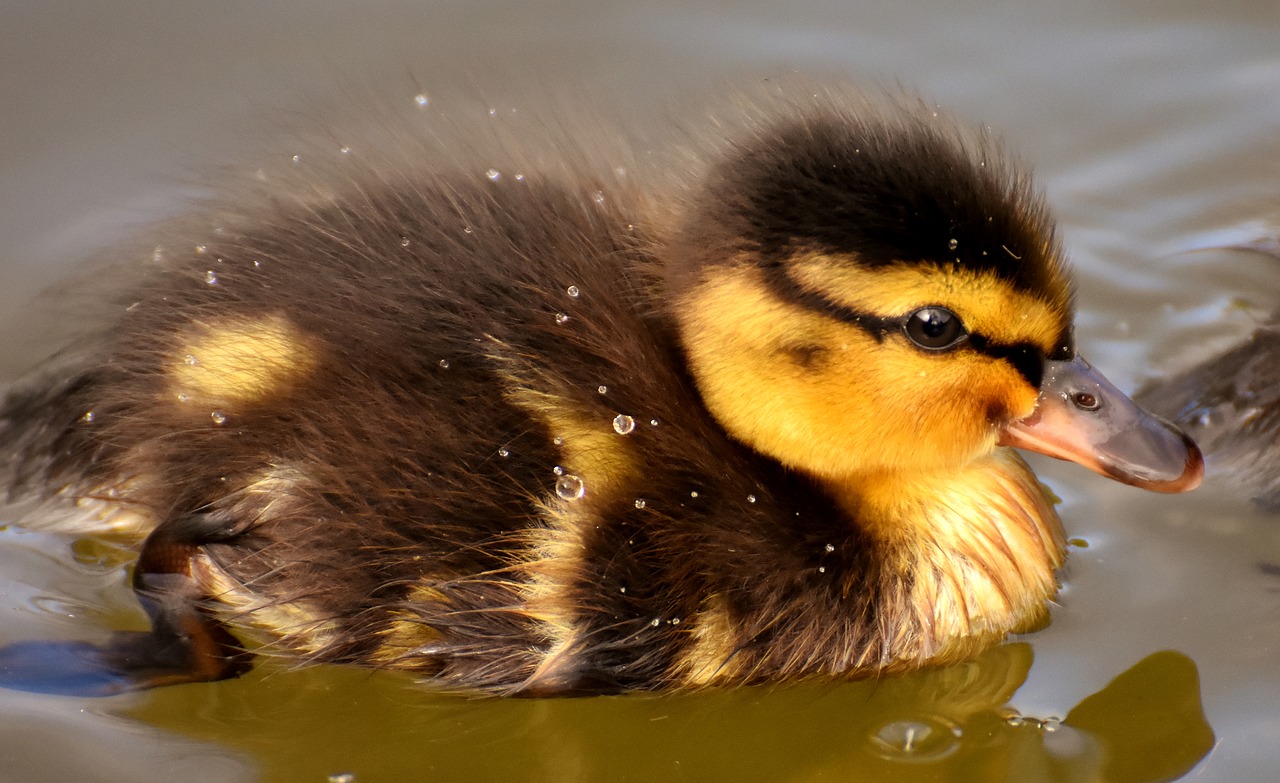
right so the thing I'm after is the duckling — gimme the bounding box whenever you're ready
[0,89,1202,696]
[1137,240,1280,509]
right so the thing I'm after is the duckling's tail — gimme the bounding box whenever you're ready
[0,366,147,535]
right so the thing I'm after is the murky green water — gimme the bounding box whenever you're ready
[2,1,1278,780]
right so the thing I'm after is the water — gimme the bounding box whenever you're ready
[555,474,587,501]
[1,0,1278,781]
[613,414,636,435]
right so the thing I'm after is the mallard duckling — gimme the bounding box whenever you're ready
[0,90,1201,696]
[1137,239,1280,508]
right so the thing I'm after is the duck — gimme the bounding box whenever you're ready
[0,88,1202,696]
[1136,240,1280,509]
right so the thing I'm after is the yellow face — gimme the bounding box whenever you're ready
[674,253,1071,480]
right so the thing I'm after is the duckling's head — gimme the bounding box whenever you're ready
[668,93,1202,494]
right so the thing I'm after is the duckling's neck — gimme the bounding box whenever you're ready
[828,448,1067,664]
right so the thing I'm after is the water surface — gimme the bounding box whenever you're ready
[1,1,1278,780]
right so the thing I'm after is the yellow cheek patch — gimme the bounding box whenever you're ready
[788,253,1069,352]
[171,315,314,404]
[677,267,1029,477]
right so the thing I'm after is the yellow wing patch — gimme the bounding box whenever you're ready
[675,592,741,686]
[368,582,449,670]
[493,348,642,690]
[170,314,314,405]
[192,551,338,656]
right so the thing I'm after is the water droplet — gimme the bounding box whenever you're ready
[817,566,826,573]
[746,494,757,503]
[80,411,95,423]
[566,285,580,298]
[486,168,501,181]
[176,393,190,402]
[613,414,635,435]
[252,259,261,268]
[555,474,585,500]
[554,312,570,325]
[553,436,564,446]
[400,237,411,247]
[650,617,661,627]
[514,173,525,181]
[948,238,959,251]
[497,446,510,458]
[670,617,680,625]
[328,774,356,783]
[463,226,473,234]
[340,145,351,155]
[824,543,835,553]
[210,411,227,425]
[184,354,199,366]
[870,718,961,760]
[1005,715,1026,727]
[619,586,627,593]
[152,246,165,263]
[649,418,659,427]
[414,93,429,107]
[591,191,605,204]
[690,490,699,498]
[195,244,208,254]
[438,359,450,369]
[597,385,608,395]
[292,154,301,164]
[634,498,646,509]
[553,465,564,475]
[488,108,497,116]
[205,270,218,286]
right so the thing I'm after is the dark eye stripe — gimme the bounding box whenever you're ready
[761,261,1047,387]
[966,335,1044,388]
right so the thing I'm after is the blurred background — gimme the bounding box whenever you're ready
[1,1,1278,780]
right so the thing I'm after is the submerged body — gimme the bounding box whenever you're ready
[0,90,1201,695]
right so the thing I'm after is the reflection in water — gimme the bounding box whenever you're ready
[1065,651,1214,783]
[122,644,1212,783]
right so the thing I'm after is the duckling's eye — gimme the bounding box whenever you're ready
[904,307,967,351]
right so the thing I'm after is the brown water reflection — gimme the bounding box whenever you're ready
[121,644,1210,783]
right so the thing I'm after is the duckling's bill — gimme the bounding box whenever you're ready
[999,356,1203,492]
